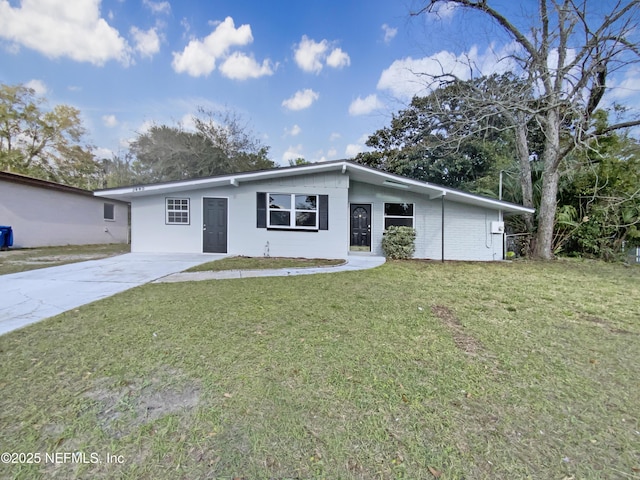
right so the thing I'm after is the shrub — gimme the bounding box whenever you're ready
[381,226,416,259]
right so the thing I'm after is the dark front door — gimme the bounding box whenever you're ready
[203,198,227,253]
[350,204,371,251]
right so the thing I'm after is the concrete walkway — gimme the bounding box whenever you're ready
[0,253,222,336]
[154,255,386,283]
[0,254,385,336]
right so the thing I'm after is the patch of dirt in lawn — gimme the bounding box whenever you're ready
[10,254,108,265]
[431,304,483,355]
[581,314,637,336]
[85,367,200,439]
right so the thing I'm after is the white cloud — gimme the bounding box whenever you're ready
[377,44,518,99]
[282,89,319,111]
[327,147,337,157]
[294,35,350,73]
[172,16,253,77]
[143,0,170,15]
[219,52,274,80]
[326,47,350,69]
[382,24,397,44]
[180,113,197,131]
[282,144,304,162]
[609,67,640,101]
[131,26,161,58]
[345,134,370,158]
[137,119,155,134]
[102,114,118,128]
[0,0,132,66]
[431,1,458,19]
[94,146,113,159]
[345,144,364,157]
[284,124,301,137]
[329,132,341,141]
[349,94,384,116]
[25,79,48,96]
[294,35,328,73]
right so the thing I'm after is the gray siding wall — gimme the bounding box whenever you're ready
[0,180,129,248]
[348,181,503,261]
[131,172,350,259]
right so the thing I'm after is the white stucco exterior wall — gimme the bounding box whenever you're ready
[130,172,350,259]
[0,180,129,248]
[348,181,503,261]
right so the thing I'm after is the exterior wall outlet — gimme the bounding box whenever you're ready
[491,221,505,234]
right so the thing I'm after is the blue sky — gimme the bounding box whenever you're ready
[2,0,639,166]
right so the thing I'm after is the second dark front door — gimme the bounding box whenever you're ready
[203,198,227,253]
[350,204,371,251]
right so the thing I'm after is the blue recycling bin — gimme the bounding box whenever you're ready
[0,226,13,250]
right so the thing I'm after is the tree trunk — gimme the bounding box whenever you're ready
[534,167,560,259]
[514,120,534,234]
[534,110,561,260]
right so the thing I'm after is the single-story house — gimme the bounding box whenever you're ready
[0,171,129,248]
[94,160,534,261]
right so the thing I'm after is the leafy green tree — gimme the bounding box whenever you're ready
[129,108,275,183]
[288,158,310,166]
[99,155,137,188]
[555,120,640,259]
[356,76,520,190]
[0,83,99,188]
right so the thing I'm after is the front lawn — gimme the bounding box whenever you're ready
[185,255,344,272]
[0,259,638,479]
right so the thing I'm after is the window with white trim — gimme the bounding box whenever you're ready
[268,193,318,229]
[103,203,115,221]
[166,198,190,224]
[384,203,414,228]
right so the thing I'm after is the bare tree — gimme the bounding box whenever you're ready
[415,0,640,259]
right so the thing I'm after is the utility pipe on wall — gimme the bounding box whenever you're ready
[441,194,445,263]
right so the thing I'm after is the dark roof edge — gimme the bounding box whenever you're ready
[0,170,126,203]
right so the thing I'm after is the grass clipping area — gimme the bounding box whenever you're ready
[0,244,130,275]
[1,260,638,479]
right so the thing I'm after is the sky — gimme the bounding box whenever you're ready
[1,0,639,167]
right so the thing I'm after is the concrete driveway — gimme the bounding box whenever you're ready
[0,253,221,336]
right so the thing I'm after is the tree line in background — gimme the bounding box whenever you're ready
[2,2,640,261]
[0,84,275,191]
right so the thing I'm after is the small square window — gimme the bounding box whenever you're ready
[166,198,190,225]
[104,203,115,221]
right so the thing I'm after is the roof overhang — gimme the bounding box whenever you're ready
[94,160,535,215]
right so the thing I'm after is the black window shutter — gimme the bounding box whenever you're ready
[256,192,266,228]
[319,195,329,230]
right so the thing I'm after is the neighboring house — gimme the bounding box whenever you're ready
[94,160,534,261]
[0,171,129,248]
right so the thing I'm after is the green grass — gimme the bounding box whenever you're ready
[0,243,130,275]
[0,259,638,479]
[185,255,345,272]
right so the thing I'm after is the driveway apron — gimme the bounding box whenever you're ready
[0,253,221,335]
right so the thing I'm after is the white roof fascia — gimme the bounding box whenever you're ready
[94,159,535,214]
